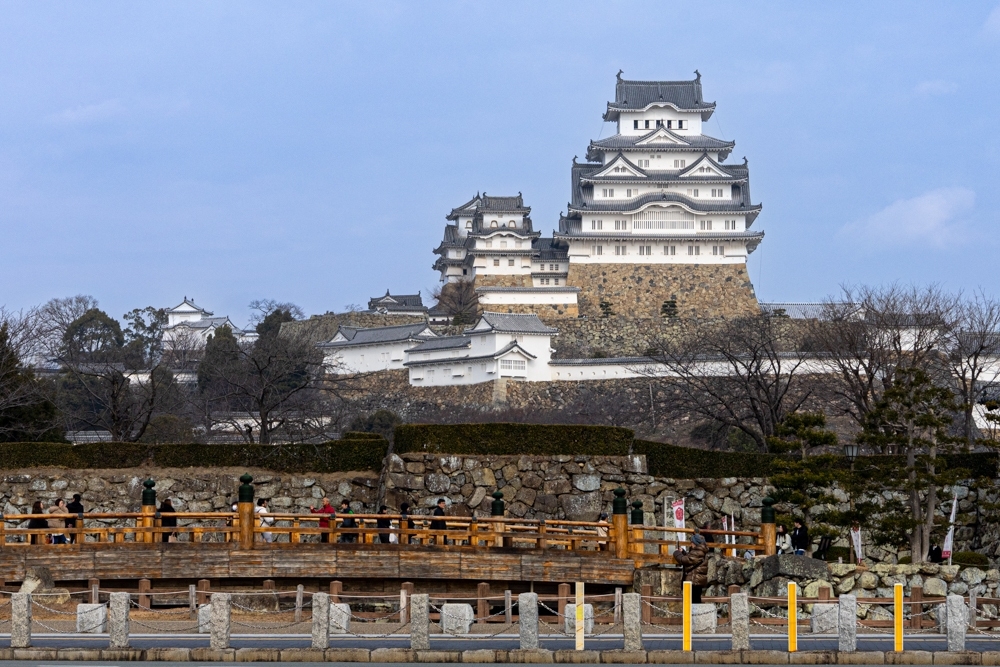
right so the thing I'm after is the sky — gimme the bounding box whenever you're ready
[2,1,1000,327]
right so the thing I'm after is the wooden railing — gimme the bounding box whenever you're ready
[0,508,770,562]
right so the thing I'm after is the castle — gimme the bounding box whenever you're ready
[432,72,763,321]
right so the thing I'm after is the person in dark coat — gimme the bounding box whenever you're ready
[27,500,48,545]
[400,502,416,544]
[430,498,448,544]
[791,519,810,556]
[159,499,178,542]
[376,506,392,544]
[339,499,357,543]
[66,493,84,542]
[674,541,710,603]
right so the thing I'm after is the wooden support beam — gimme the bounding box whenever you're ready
[641,584,652,625]
[138,578,151,610]
[263,579,275,591]
[330,580,343,604]
[477,582,490,624]
[197,579,211,606]
[728,584,740,626]
[911,586,923,630]
[89,578,100,604]
[558,583,570,619]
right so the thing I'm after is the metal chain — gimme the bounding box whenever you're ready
[231,617,311,630]
[127,617,203,633]
[32,599,101,615]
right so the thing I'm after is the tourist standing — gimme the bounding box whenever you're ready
[159,499,178,542]
[256,498,274,543]
[430,498,448,545]
[47,499,68,544]
[339,499,357,543]
[400,502,416,544]
[27,501,48,545]
[791,519,810,556]
[674,540,709,603]
[775,524,792,554]
[310,497,336,543]
[66,493,84,543]
[596,513,609,551]
[376,506,392,544]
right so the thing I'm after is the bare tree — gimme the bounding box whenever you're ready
[946,290,1000,448]
[808,283,960,425]
[432,281,479,325]
[644,314,813,451]
[0,307,57,440]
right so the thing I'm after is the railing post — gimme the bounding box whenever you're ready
[641,584,652,625]
[141,479,156,544]
[558,582,570,619]
[109,591,130,649]
[209,592,231,650]
[312,591,330,649]
[295,584,304,623]
[894,583,904,653]
[89,578,100,604]
[11,592,31,648]
[491,492,506,547]
[518,592,539,650]
[730,592,749,651]
[760,496,776,556]
[410,593,430,650]
[788,580,798,653]
[612,488,629,560]
[839,594,857,652]
[946,594,966,652]
[138,578,151,611]
[0,512,6,548]
[237,473,255,550]
[401,582,414,625]
[630,500,644,555]
[477,582,490,624]
[623,591,643,652]
[505,590,512,624]
[330,580,343,603]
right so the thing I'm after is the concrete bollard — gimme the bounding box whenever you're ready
[109,592,130,649]
[730,593,749,651]
[518,592,539,650]
[11,592,31,649]
[691,603,717,633]
[198,603,212,633]
[623,592,643,652]
[311,592,330,649]
[209,593,231,650]
[564,603,594,635]
[946,594,966,652]
[331,603,351,634]
[838,594,857,652]
[441,603,474,635]
[410,593,429,650]
[76,603,107,633]
[811,603,839,634]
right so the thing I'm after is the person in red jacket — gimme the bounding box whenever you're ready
[310,497,336,543]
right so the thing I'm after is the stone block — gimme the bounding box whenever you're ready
[99,649,145,661]
[835,652,885,664]
[603,650,649,663]
[981,653,1000,666]
[331,602,351,634]
[234,648,281,661]
[52,650,103,661]
[10,592,31,649]
[564,603,595,634]
[519,592,540,650]
[108,592,130,649]
[623,592,643,652]
[730,593,750,651]
[325,648,371,662]
[885,652,933,665]
[839,595,858,653]
[812,603,839,634]
[933,653,982,665]
[742,650,791,664]
[416,650,462,662]
[694,650,743,663]
[198,603,212,633]
[441,602,474,634]
[12,649,58,661]
[209,593,231,650]
[946,595,966,652]
[508,649,555,663]
[791,653,837,664]
[279,649,327,662]
[76,603,107,633]
[370,648,417,662]
[311,592,330,649]
[691,603,717,633]
[762,554,831,581]
[145,648,193,661]
[553,649,600,663]
[463,649,502,663]
[646,650,695,664]
[189,648,237,662]
[410,593,430,650]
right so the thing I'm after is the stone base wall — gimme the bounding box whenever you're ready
[566,263,759,320]
[548,317,678,357]
[474,274,533,288]
[479,302,579,318]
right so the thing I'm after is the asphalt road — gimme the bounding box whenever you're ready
[3,632,1000,652]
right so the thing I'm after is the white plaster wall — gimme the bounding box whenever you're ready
[324,341,421,375]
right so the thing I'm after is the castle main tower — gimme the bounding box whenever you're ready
[559,72,763,318]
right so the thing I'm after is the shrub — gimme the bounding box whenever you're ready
[634,439,775,478]
[823,546,851,562]
[952,551,990,568]
[394,423,634,456]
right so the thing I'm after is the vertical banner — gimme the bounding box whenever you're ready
[672,498,685,548]
[942,490,959,560]
[850,526,863,564]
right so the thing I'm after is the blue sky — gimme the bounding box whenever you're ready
[2,2,1000,325]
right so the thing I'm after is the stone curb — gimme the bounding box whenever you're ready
[7,648,1000,663]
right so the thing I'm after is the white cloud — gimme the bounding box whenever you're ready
[914,79,957,96]
[45,99,127,125]
[985,4,1000,36]
[841,187,975,247]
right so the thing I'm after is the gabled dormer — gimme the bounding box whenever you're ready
[634,126,691,147]
[679,153,732,179]
[593,153,646,179]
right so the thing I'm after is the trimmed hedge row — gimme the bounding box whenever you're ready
[0,438,388,473]
[635,439,777,479]
[394,423,634,456]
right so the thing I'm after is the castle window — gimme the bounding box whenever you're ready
[687,245,700,256]
[711,188,723,197]
[591,219,603,230]
[592,245,603,256]
[638,245,652,256]
[554,264,559,270]
[614,220,627,230]
[541,278,550,285]
[666,120,673,129]
[677,120,685,129]
[491,220,498,227]
[674,159,686,168]
[500,240,508,248]
[664,245,676,255]
[486,241,493,248]
[725,219,738,230]
[687,188,700,197]
[615,245,626,256]
[493,259,500,266]
[644,120,650,129]
[465,221,472,228]
[633,120,639,129]
[627,188,635,197]
[713,245,725,256]
[500,358,526,372]
[463,269,468,275]
[656,120,662,128]
[508,259,515,266]
[554,278,559,285]
[602,188,614,197]
[640,159,649,168]
[700,220,713,231]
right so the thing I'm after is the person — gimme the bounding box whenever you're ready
[430,498,448,544]
[596,512,609,551]
[310,497,336,543]
[775,524,792,554]
[690,526,707,548]
[400,502,416,544]
[66,493,84,543]
[928,544,944,563]
[159,499,178,542]
[791,519,810,556]
[256,498,274,543]
[339,499,357,543]
[376,505,392,544]
[47,499,68,544]
[673,539,709,603]
[28,500,48,545]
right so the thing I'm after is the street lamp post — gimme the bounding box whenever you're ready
[843,444,860,564]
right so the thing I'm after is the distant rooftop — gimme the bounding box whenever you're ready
[604,71,716,121]
[368,290,427,313]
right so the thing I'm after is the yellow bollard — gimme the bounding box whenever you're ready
[788,581,797,652]
[894,583,904,652]
[682,581,692,652]
[575,582,585,651]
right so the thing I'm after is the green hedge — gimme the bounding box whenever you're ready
[0,438,388,473]
[634,439,777,478]
[394,423,634,456]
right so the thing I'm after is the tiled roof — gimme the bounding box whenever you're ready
[368,291,426,311]
[166,297,213,315]
[589,131,734,155]
[554,229,765,243]
[319,323,434,348]
[550,357,657,366]
[404,340,536,367]
[473,312,559,335]
[164,316,232,331]
[568,190,760,216]
[446,193,531,221]
[604,73,716,121]
[759,303,826,319]
[476,286,579,293]
[534,237,570,261]
[406,335,472,353]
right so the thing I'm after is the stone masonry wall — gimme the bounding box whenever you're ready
[474,274,533,289]
[567,263,759,320]
[480,302,579,318]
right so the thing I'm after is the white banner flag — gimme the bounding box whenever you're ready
[942,490,959,559]
[850,526,863,564]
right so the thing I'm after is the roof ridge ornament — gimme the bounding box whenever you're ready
[616,69,623,82]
